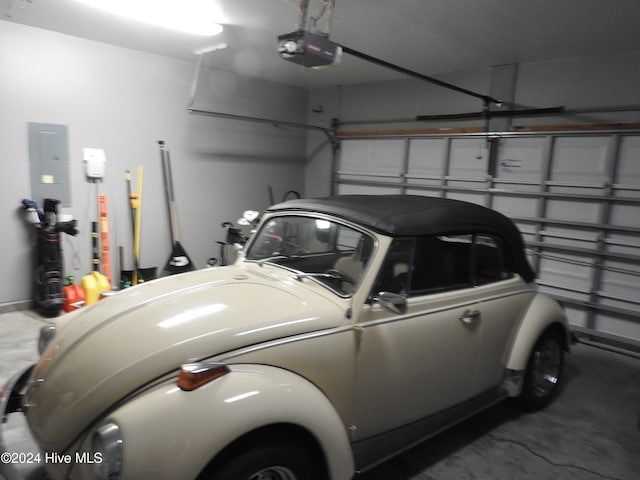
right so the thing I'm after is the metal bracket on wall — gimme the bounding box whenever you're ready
[187,107,339,149]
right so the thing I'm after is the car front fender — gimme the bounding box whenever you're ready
[504,293,569,372]
[70,364,354,480]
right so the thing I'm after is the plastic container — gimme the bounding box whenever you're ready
[82,271,110,306]
[63,276,86,312]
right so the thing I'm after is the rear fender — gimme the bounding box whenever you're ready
[505,293,569,372]
[72,364,354,480]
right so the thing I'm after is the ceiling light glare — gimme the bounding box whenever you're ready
[76,0,224,36]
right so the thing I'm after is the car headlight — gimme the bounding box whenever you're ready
[91,423,123,480]
[38,324,56,355]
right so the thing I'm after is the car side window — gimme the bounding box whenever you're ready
[373,238,414,295]
[410,235,473,294]
[374,233,512,298]
[474,234,512,285]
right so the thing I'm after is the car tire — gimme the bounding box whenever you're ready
[200,441,318,480]
[519,328,564,411]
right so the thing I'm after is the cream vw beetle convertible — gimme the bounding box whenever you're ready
[1,195,569,480]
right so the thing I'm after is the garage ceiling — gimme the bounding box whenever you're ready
[4,0,640,89]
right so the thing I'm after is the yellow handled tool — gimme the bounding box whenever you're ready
[132,165,143,286]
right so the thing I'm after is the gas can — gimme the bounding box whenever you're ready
[82,271,110,305]
[63,276,85,312]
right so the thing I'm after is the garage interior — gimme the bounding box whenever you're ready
[1,0,639,479]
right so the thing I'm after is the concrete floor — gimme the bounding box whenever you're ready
[1,308,639,480]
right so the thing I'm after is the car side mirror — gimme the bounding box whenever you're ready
[376,291,407,314]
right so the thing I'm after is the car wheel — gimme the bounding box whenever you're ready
[200,442,318,480]
[519,329,564,411]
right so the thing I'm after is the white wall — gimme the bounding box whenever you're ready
[516,50,640,123]
[0,20,308,304]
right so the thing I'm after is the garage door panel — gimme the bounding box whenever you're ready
[537,254,592,295]
[595,314,640,343]
[445,191,486,206]
[548,185,607,198]
[407,138,446,186]
[609,203,640,229]
[493,180,541,193]
[496,137,546,183]
[339,139,405,186]
[449,139,488,178]
[616,136,640,192]
[546,198,603,224]
[538,280,589,304]
[492,194,538,217]
[550,137,611,184]
[340,139,404,174]
[600,260,640,301]
[606,233,640,256]
[405,189,441,198]
[542,226,599,249]
[337,184,403,195]
[561,306,590,329]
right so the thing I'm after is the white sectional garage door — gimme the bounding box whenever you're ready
[335,131,640,352]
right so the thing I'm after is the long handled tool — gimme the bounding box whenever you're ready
[90,180,100,272]
[125,170,136,240]
[121,168,157,287]
[132,165,144,285]
[98,194,112,287]
[125,169,141,285]
[83,148,106,273]
[159,141,195,275]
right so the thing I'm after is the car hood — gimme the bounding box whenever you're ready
[25,265,345,451]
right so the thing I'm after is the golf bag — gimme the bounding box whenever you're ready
[23,198,78,317]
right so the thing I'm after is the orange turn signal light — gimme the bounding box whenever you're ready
[178,362,230,391]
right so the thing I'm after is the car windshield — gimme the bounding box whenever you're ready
[244,215,375,295]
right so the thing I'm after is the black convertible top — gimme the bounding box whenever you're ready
[268,195,535,281]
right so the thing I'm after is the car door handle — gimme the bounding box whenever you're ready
[459,309,481,325]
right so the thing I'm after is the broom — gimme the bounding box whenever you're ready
[159,141,195,275]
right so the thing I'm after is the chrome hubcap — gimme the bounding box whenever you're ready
[532,338,561,397]
[249,466,297,480]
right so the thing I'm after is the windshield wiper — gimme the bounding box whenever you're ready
[294,272,338,282]
[250,254,300,267]
[294,271,355,284]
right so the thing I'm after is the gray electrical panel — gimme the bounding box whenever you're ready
[28,122,71,207]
